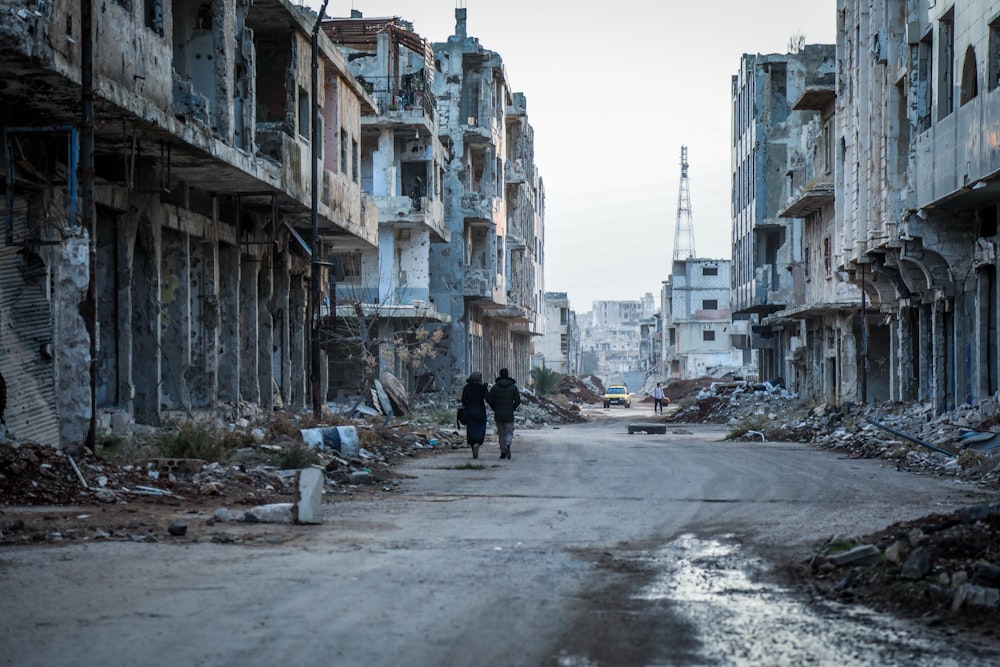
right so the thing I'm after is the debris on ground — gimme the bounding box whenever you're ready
[798,502,1000,640]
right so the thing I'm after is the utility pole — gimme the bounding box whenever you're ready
[310,0,330,420]
[673,146,696,262]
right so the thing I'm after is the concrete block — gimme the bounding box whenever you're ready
[827,544,881,567]
[245,503,293,524]
[628,423,667,434]
[295,467,324,525]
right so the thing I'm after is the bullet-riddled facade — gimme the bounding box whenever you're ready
[0,0,376,447]
[429,9,545,389]
[731,45,837,385]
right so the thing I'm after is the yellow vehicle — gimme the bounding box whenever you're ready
[603,384,631,408]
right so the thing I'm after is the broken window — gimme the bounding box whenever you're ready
[824,236,832,278]
[961,46,978,105]
[703,330,716,342]
[702,266,718,276]
[340,130,348,174]
[916,32,934,132]
[352,139,359,183]
[335,253,362,281]
[703,299,718,310]
[990,16,1000,92]
[298,87,310,139]
[938,9,954,120]
[144,0,163,35]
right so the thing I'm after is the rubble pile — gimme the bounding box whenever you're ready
[557,375,604,405]
[517,391,587,425]
[804,503,1000,636]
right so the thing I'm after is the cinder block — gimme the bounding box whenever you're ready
[294,467,324,525]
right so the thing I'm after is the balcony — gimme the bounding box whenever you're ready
[778,178,835,218]
[464,268,504,302]
[367,194,448,242]
[459,192,499,224]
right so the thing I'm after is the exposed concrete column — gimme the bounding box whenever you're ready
[132,216,161,426]
[239,254,260,404]
[212,0,235,142]
[160,229,192,412]
[289,273,306,408]
[840,321,860,405]
[116,215,138,418]
[191,238,220,409]
[890,311,905,402]
[218,242,240,404]
[954,285,975,406]
[54,235,92,449]
[378,226,395,304]
[373,129,395,196]
[257,251,275,412]
[931,299,947,412]
[274,249,291,408]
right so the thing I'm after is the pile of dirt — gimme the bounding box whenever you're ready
[795,503,1000,640]
[557,375,604,405]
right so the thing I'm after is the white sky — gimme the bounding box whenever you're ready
[306,0,837,310]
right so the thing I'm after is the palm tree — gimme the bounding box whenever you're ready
[530,365,562,396]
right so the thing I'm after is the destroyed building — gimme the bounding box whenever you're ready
[427,8,545,389]
[0,0,380,448]
[536,291,576,375]
[734,0,1000,414]
[320,12,452,395]
[731,44,838,389]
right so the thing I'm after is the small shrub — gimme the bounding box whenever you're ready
[272,445,320,469]
[154,421,233,462]
[96,433,151,465]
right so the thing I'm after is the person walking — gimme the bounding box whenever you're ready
[486,368,521,460]
[652,382,666,414]
[461,371,489,459]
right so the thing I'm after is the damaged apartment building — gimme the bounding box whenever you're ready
[321,8,546,393]
[426,8,545,388]
[0,0,378,449]
[734,0,1000,413]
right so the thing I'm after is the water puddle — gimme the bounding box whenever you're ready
[633,534,997,666]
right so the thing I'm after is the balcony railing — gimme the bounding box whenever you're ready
[356,75,436,118]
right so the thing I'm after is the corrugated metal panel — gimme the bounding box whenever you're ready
[0,195,59,445]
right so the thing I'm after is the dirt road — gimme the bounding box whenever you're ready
[2,410,998,666]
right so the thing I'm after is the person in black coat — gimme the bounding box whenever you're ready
[461,371,489,459]
[486,368,521,460]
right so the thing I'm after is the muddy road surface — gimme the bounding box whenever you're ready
[3,410,999,666]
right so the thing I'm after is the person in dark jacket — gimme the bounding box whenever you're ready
[461,371,489,459]
[486,368,521,460]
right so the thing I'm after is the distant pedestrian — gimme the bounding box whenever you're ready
[652,382,667,414]
[461,371,489,459]
[486,368,521,459]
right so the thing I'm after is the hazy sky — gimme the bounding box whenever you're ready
[306,0,837,310]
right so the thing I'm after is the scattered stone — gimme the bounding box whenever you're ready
[901,547,932,580]
[884,540,904,564]
[213,507,236,523]
[167,522,188,536]
[244,503,293,524]
[827,544,881,567]
[349,471,373,486]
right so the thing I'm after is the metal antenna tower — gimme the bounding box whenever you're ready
[673,146,696,261]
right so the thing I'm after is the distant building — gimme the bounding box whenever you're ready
[537,292,573,374]
[662,259,739,379]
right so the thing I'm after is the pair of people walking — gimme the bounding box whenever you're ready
[461,368,521,459]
